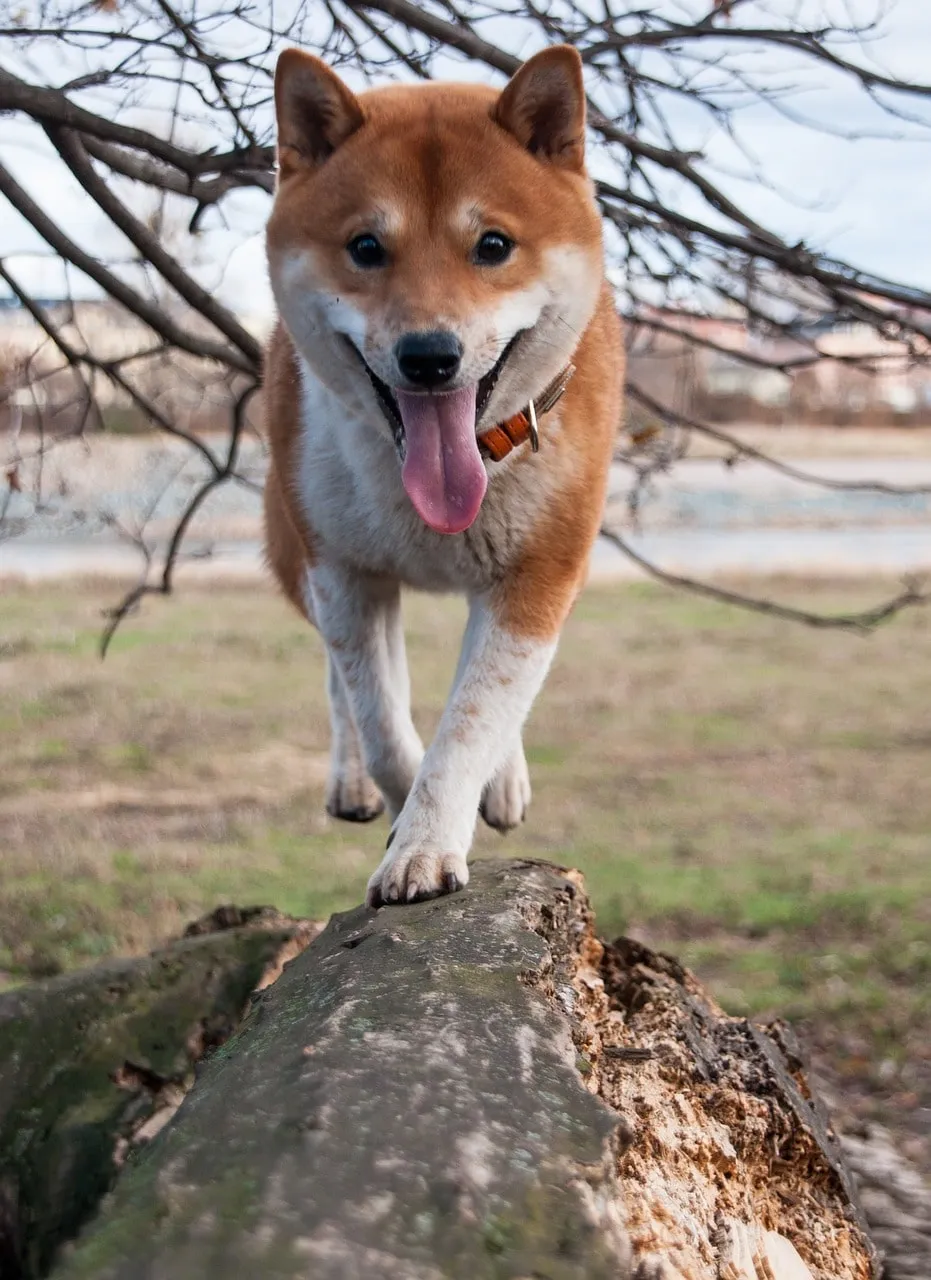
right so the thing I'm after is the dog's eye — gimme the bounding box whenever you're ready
[473,231,514,266]
[347,234,386,268]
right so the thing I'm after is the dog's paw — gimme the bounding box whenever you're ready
[326,773,385,824]
[480,749,531,832]
[366,850,469,907]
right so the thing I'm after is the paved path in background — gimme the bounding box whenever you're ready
[2,452,929,582]
[4,524,930,584]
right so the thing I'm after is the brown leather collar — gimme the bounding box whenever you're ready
[477,364,575,462]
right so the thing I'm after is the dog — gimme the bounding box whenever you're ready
[263,43,622,907]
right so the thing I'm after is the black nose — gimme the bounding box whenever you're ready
[395,331,463,387]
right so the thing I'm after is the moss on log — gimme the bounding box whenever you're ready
[47,861,630,1280]
[0,908,317,1280]
[41,860,876,1280]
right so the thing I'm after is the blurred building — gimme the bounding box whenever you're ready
[629,303,931,426]
[0,296,261,436]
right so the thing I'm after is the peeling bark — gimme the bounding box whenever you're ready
[571,933,879,1279]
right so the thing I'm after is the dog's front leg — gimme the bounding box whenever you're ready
[366,594,558,906]
[308,564,423,821]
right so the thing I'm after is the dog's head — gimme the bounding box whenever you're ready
[266,46,604,534]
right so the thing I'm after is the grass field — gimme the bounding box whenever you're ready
[2,575,930,1148]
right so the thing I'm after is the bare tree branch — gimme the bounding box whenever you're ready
[0,66,271,182]
[0,159,255,373]
[2,0,930,643]
[100,383,257,656]
[47,127,261,365]
[626,384,931,497]
[599,526,931,634]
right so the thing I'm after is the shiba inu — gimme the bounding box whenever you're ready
[263,43,622,907]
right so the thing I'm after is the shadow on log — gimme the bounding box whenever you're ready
[3,859,879,1280]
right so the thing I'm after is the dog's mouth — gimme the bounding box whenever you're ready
[341,332,525,536]
[343,331,524,459]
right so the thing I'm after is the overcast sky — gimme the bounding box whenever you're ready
[2,0,931,325]
[703,0,931,288]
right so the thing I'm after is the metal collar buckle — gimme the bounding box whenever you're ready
[528,363,575,451]
[536,364,575,417]
[476,362,576,463]
[526,399,540,452]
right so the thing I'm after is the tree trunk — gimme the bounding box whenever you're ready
[32,860,876,1280]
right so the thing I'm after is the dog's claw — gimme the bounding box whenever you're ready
[367,851,468,907]
[365,880,382,909]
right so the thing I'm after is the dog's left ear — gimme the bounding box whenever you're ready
[494,46,586,172]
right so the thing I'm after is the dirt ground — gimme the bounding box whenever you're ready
[1,574,929,1169]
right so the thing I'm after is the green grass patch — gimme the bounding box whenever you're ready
[0,575,928,1065]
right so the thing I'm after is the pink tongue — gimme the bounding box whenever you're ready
[395,385,488,534]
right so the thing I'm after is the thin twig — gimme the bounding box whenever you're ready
[626,384,931,497]
[100,384,257,656]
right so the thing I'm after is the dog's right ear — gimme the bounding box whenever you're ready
[275,50,364,177]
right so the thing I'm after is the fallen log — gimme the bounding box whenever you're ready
[40,859,876,1280]
[0,907,319,1280]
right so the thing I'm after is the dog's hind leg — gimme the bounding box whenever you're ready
[480,739,531,832]
[264,475,388,824]
[309,564,424,825]
[325,656,384,823]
